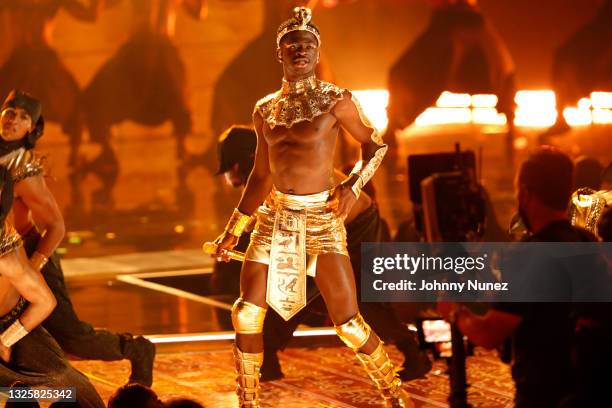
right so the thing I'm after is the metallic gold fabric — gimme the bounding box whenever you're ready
[267,202,307,321]
[569,188,612,234]
[355,340,414,408]
[231,298,267,334]
[0,221,22,257]
[335,313,372,350]
[254,76,344,129]
[0,148,44,182]
[276,7,321,47]
[233,344,263,408]
[245,188,348,320]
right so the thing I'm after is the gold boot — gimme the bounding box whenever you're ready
[233,344,263,408]
[355,341,415,408]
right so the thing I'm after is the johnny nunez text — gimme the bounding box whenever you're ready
[372,279,509,292]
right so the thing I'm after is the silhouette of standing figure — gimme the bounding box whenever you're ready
[0,0,105,166]
[383,0,516,165]
[82,0,206,167]
[540,0,612,141]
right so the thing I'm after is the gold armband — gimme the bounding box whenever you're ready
[346,167,365,198]
[347,94,388,198]
[0,319,29,348]
[225,208,252,237]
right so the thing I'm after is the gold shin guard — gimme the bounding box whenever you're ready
[231,299,266,407]
[233,344,263,408]
[355,340,414,408]
[231,298,267,334]
[336,315,413,408]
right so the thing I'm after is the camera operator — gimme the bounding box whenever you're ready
[440,147,597,408]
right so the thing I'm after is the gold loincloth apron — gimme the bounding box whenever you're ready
[245,188,348,320]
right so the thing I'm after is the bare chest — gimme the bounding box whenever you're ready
[263,113,338,148]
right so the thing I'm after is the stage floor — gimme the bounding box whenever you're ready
[57,256,514,408]
[72,345,513,408]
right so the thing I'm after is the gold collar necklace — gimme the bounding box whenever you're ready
[281,75,318,95]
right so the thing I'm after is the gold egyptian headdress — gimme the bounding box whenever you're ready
[276,7,321,47]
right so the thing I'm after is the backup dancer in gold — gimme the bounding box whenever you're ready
[212,7,414,408]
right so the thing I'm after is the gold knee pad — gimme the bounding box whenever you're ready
[232,298,267,334]
[335,313,372,350]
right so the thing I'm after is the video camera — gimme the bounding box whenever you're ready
[407,145,486,242]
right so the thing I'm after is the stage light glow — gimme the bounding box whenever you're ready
[471,94,498,108]
[514,136,529,150]
[145,328,337,344]
[513,90,557,127]
[591,92,612,109]
[415,107,472,126]
[514,90,555,107]
[436,91,471,108]
[592,108,612,124]
[472,108,507,125]
[351,90,389,132]
[578,97,592,109]
[563,107,592,126]
[352,89,610,129]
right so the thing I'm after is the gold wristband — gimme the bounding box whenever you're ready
[0,319,29,348]
[225,208,252,237]
[349,174,364,198]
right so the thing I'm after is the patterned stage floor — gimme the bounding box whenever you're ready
[72,345,514,408]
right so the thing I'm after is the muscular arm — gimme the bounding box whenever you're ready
[14,176,65,266]
[236,112,273,215]
[1,248,56,332]
[212,113,271,259]
[327,91,386,218]
[333,91,387,194]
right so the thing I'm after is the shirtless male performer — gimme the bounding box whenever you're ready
[0,92,104,407]
[0,90,155,387]
[213,7,414,408]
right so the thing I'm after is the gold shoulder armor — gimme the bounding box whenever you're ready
[0,148,45,182]
[254,91,281,122]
